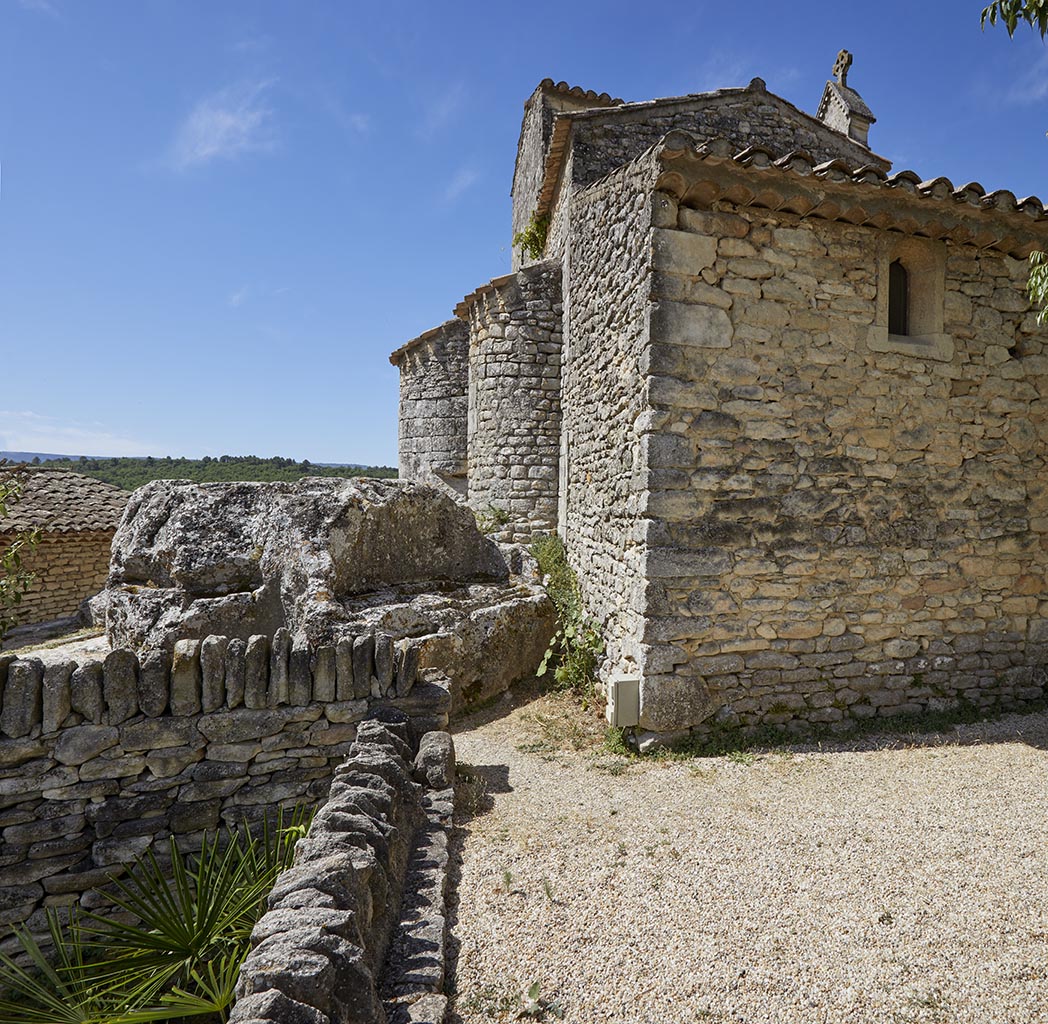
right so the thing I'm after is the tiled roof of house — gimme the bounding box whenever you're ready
[0,468,128,533]
[651,132,1048,258]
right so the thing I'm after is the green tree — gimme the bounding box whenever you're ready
[981,0,1048,36]
[0,462,40,643]
[982,1,1048,319]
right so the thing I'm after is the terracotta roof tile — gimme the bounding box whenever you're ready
[0,468,128,533]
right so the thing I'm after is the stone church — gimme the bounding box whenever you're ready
[390,53,1048,742]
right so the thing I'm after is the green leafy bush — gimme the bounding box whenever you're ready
[530,533,603,697]
[512,214,549,262]
[0,807,310,1024]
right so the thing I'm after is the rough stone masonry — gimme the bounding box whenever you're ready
[392,55,1048,742]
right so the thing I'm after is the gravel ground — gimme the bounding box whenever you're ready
[447,688,1048,1024]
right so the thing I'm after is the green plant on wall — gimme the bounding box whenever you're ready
[530,533,603,697]
[0,807,310,1024]
[473,503,511,534]
[512,213,549,262]
[0,461,40,644]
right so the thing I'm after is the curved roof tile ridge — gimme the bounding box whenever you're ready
[918,177,955,199]
[774,150,816,175]
[886,169,922,191]
[540,78,623,105]
[652,131,1048,251]
[983,189,1019,211]
[734,145,777,168]
[851,164,887,183]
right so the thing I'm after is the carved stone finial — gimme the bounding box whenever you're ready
[833,49,853,87]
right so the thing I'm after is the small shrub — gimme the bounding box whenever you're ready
[512,213,549,262]
[530,534,603,698]
[473,503,510,534]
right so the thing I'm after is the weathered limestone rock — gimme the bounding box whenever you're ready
[42,661,74,734]
[105,478,507,653]
[200,635,228,713]
[103,649,139,725]
[412,732,455,789]
[69,662,103,724]
[244,635,269,709]
[138,649,170,717]
[1,659,43,738]
[170,639,202,716]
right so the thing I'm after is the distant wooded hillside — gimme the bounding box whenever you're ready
[41,455,397,490]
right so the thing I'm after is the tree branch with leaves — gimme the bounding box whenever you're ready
[981,0,1048,37]
[981,2,1048,319]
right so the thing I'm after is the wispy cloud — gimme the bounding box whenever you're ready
[417,82,465,141]
[444,164,481,203]
[694,53,755,93]
[227,286,249,308]
[0,411,158,458]
[169,80,277,171]
[18,0,60,16]
[1006,49,1048,103]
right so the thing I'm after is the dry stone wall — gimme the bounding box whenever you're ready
[637,193,1048,734]
[461,262,563,539]
[0,628,448,948]
[390,321,469,499]
[3,530,113,625]
[560,157,659,681]
[230,718,456,1024]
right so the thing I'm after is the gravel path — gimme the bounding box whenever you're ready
[447,689,1048,1024]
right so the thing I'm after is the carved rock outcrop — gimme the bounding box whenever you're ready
[105,478,508,653]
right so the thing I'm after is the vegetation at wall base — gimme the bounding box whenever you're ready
[0,806,310,1024]
[0,461,41,644]
[530,533,603,699]
[43,455,397,491]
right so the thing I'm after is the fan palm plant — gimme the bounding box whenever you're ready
[0,806,311,1024]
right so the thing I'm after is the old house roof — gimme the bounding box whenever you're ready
[650,132,1048,258]
[0,469,128,533]
[533,78,893,221]
[389,319,465,366]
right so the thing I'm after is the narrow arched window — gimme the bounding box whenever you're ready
[888,260,909,336]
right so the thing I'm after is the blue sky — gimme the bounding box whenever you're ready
[1,0,1046,465]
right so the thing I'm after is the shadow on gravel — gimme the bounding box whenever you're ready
[442,759,514,1024]
[658,702,1048,763]
[449,677,550,735]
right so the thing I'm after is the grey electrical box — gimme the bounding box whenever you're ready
[605,675,640,728]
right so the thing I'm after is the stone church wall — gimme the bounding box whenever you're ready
[2,530,113,626]
[460,262,563,539]
[560,158,658,680]
[637,194,1048,733]
[390,320,469,498]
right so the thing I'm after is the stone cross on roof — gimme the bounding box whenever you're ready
[817,47,874,146]
[833,49,853,87]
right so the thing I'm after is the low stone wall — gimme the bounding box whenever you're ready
[0,629,449,945]
[230,718,455,1024]
[2,529,113,627]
